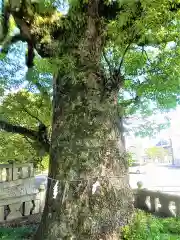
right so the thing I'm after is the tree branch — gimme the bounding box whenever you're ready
[15,95,48,126]
[117,28,137,75]
[0,120,50,153]
[103,32,136,94]
[24,136,34,145]
[0,120,37,138]
[120,95,140,108]
[26,69,51,101]
[21,105,43,124]
[0,0,10,42]
[30,79,50,100]
[1,34,27,51]
[118,42,132,73]
[169,2,180,12]
[102,50,114,78]
[141,46,151,66]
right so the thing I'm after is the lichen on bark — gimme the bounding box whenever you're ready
[34,2,133,239]
[34,69,133,239]
[1,1,134,239]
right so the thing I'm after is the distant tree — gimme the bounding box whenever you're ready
[145,146,168,162]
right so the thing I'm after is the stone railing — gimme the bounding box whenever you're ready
[0,163,34,181]
[134,183,180,217]
[0,163,46,223]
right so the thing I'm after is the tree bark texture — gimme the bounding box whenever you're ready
[34,1,133,239]
[34,73,133,240]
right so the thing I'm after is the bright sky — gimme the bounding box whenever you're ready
[149,106,180,141]
[126,106,180,157]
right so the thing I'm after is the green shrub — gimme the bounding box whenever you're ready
[160,218,180,235]
[1,213,180,240]
[121,211,180,240]
[0,226,36,239]
[127,152,135,167]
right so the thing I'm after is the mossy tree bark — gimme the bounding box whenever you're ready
[35,74,133,239]
[34,2,133,240]
[2,1,180,238]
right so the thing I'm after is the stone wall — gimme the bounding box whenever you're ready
[0,163,46,222]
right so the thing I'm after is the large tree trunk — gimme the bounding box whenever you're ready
[34,72,133,239]
[34,2,133,239]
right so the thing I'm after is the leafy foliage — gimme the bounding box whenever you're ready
[145,146,169,161]
[0,90,51,127]
[0,131,49,170]
[0,131,36,163]
[122,210,180,240]
[0,226,36,239]
[0,90,51,166]
[127,152,135,167]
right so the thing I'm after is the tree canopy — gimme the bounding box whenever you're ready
[0,0,180,162]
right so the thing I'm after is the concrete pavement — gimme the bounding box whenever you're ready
[129,164,180,194]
